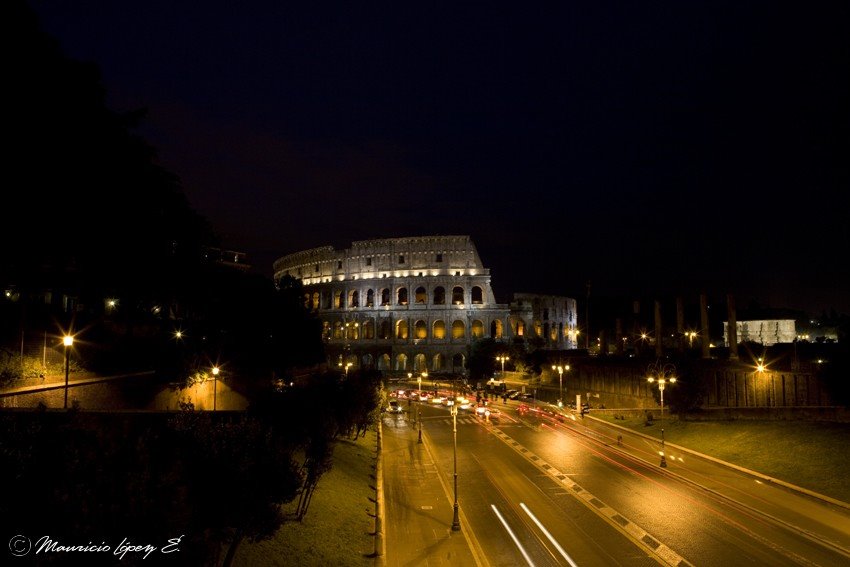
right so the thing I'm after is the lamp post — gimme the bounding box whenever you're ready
[450,402,460,531]
[551,364,569,407]
[496,355,509,375]
[647,363,676,467]
[756,358,767,405]
[63,335,73,409]
[212,366,220,411]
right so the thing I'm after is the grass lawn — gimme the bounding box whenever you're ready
[592,414,850,504]
[231,430,378,567]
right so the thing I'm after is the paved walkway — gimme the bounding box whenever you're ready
[379,413,484,567]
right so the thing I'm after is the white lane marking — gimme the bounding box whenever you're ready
[520,502,579,567]
[491,504,536,567]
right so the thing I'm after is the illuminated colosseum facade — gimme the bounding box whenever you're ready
[273,235,578,375]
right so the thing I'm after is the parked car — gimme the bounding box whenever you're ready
[386,400,403,414]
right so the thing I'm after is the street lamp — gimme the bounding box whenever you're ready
[450,402,460,531]
[63,334,73,409]
[755,357,769,405]
[345,362,353,376]
[212,366,220,411]
[496,355,509,375]
[647,363,676,467]
[686,331,697,348]
[551,364,569,407]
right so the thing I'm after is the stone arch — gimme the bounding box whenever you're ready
[433,320,446,340]
[433,286,446,305]
[452,320,466,339]
[363,318,375,339]
[515,319,526,337]
[414,320,427,339]
[396,320,409,340]
[452,286,464,304]
[395,354,408,371]
[471,286,483,304]
[491,319,504,339]
[333,321,343,339]
[322,321,331,340]
[415,286,427,304]
[322,291,332,309]
[311,292,320,310]
[534,320,543,337]
[379,320,392,339]
[414,353,427,372]
[432,353,444,371]
[366,289,375,307]
[378,353,391,371]
[397,287,408,305]
[381,288,390,306]
[451,353,466,371]
[471,319,484,339]
[334,291,342,309]
[361,353,374,369]
[349,289,359,308]
[346,321,359,340]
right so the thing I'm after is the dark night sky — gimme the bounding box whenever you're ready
[27,1,849,315]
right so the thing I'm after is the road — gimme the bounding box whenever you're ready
[382,396,850,566]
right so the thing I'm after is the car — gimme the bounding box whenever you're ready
[386,400,403,414]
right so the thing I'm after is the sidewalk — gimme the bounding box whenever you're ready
[379,414,483,567]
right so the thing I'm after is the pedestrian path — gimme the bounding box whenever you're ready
[379,415,484,567]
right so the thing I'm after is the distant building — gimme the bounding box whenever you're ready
[723,319,796,346]
[273,235,578,374]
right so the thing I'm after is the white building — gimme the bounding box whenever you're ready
[723,319,796,346]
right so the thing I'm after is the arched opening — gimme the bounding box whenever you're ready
[346,321,359,340]
[397,287,408,305]
[395,354,408,371]
[379,320,392,339]
[433,286,445,305]
[311,292,320,310]
[432,353,444,371]
[334,291,342,309]
[333,321,343,339]
[361,354,373,369]
[381,288,390,306]
[349,290,359,308]
[414,320,427,339]
[534,321,543,337]
[415,286,427,304]
[363,319,375,339]
[378,354,391,371]
[414,353,427,372]
[471,286,483,304]
[432,320,446,340]
[366,289,375,307]
[452,320,466,339]
[396,320,409,340]
[491,319,504,339]
[471,320,484,339]
[452,286,464,304]
[451,353,466,372]
[516,319,526,336]
[322,321,331,340]
[322,292,332,309]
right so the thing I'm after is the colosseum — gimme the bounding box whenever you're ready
[273,235,579,375]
